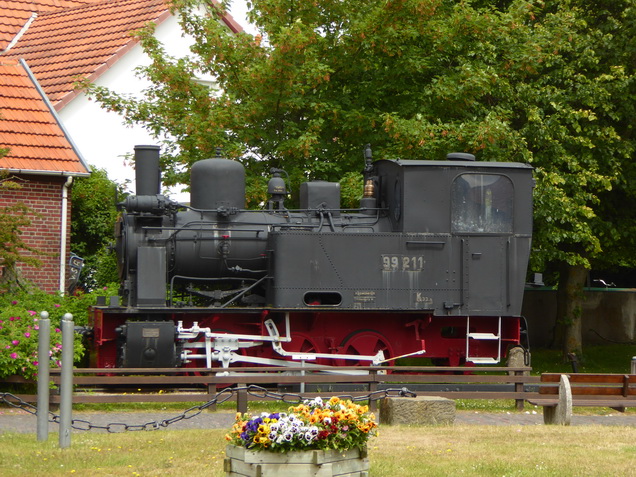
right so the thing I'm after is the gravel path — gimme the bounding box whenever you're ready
[1,408,635,434]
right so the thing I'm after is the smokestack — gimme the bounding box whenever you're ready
[134,145,161,196]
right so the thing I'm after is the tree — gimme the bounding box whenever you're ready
[70,167,123,290]
[0,147,43,291]
[83,0,634,356]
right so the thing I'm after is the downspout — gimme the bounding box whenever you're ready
[59,176,73,294]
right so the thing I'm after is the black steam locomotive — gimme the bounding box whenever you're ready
[89,145,533,369]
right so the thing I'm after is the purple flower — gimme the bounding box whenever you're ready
[11,300,17,305]
[27,310,36,316]
[33,361,39,366]
[55,328,61,333]
[11,340,19,346]
[10,353,18,359]
[54,304,61,308]
[24,332,31,338]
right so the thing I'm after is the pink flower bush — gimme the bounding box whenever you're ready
[0,284,116,380]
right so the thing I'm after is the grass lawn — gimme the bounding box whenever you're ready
[1,344,635,475]
[529,344,635,374]
[1,424,635,476]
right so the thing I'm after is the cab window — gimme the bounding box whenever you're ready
[451,174,513,233]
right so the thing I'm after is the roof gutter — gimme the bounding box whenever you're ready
[2,168,90,177]
[59,176,73,294]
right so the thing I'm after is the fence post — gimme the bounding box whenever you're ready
[36,311,51,441]
[632,357,636,375]
[237,388,248,414]
[514,370,525,411]
[369,369,378,413]
[59,313,74,449]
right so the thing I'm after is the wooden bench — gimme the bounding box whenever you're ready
[527,373,636,425]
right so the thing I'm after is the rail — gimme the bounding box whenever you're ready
[2,365,539,412]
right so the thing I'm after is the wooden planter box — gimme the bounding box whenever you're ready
[224,444,369,477]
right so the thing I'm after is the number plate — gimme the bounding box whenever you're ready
[381,255,425,271]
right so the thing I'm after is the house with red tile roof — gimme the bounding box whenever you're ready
[1,0,242,197]
[0,57,90,292]
[0,0,243,291]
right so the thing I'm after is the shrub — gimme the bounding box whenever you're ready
[0,284,118,380]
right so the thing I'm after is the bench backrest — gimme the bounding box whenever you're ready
[539,373,636,397]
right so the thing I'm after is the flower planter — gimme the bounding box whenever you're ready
[224,444,369,477]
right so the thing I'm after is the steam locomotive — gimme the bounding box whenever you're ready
[89,145,533,370]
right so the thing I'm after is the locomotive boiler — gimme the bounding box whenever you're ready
[89,145,534,370]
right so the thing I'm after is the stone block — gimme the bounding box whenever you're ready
[379,396,455,425]
[543,374,572,425]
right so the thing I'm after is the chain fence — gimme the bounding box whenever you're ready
[1,385,416,433]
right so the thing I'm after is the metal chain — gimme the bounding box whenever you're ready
[1,386,416,433]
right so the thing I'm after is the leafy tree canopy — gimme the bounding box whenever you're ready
[84,0,635,359]
[84,0,633,273]
[70,168,123,290]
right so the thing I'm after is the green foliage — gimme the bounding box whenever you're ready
[81,0,634,275]
[0,284,118,380]
[80,0,635,355]
[0,177,44,291]
[70,168,123,290]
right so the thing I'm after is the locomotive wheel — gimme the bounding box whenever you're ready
[336,330,395,367]
[286,332,327,365]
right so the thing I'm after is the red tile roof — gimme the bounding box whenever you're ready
[0,0,99,52]
[2,0,242,108]
[0,58,89,174]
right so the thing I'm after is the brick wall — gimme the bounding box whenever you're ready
[0,174,71,293]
